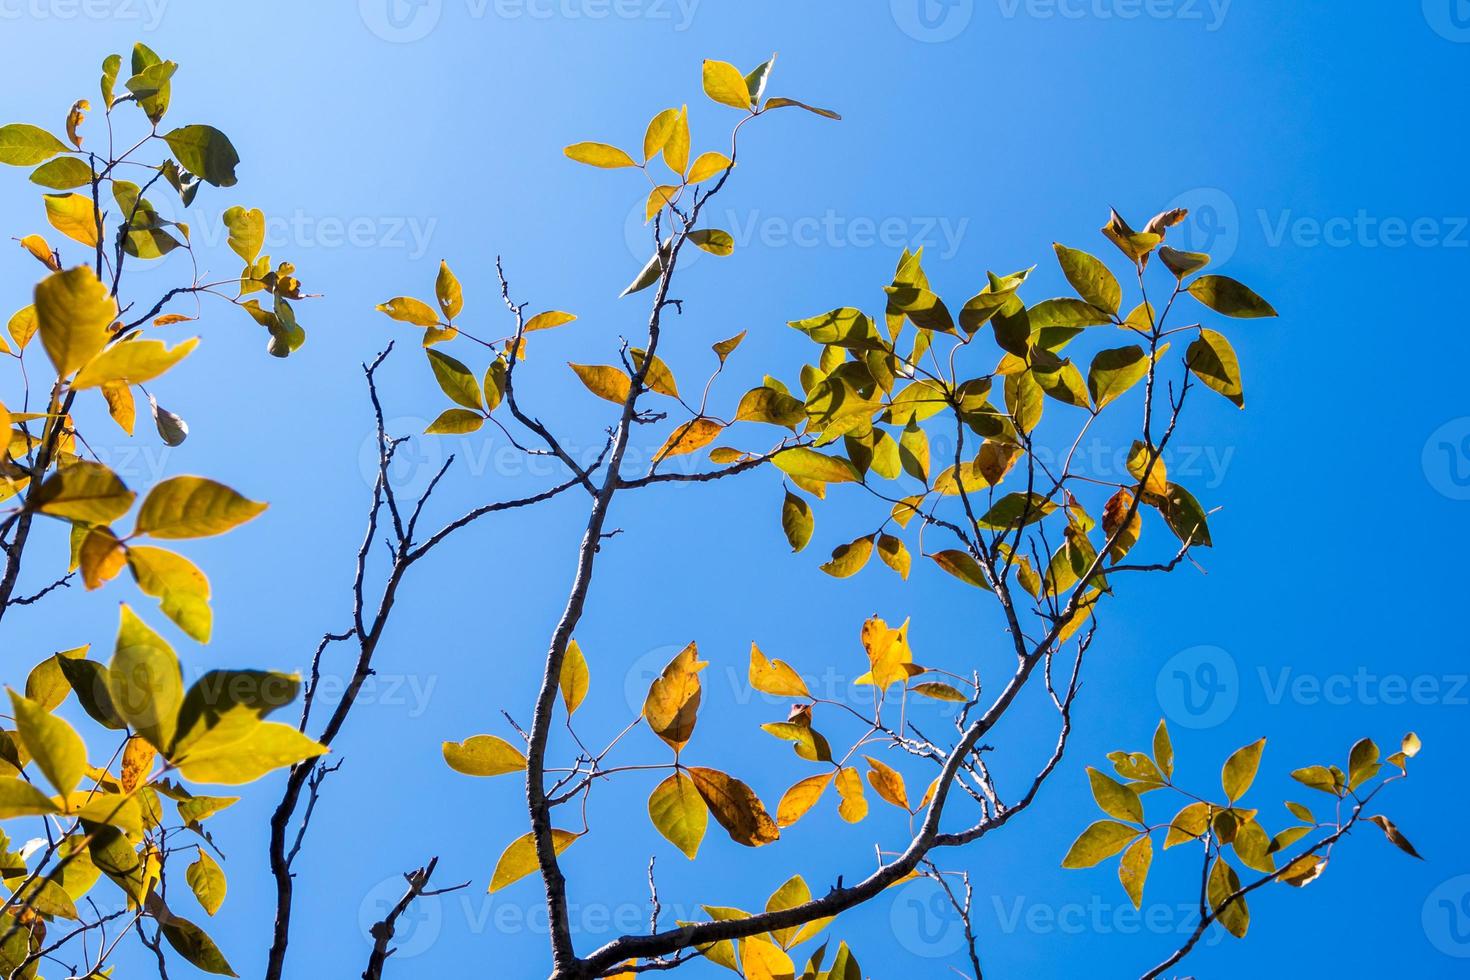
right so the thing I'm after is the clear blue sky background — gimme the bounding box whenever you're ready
[1,2,1467,977]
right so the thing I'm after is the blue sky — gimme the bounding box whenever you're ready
[1,2,1467,977]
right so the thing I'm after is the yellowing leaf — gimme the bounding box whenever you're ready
[656,419,722,461]
[72,336,198,389]
[426,409,484,435]
[108,604,183,753]
[687,151,732,184]
[0,123,69,165]
[442,735,527,777]
[134,476,266,539]
[490,829,578,892]
[34,460,134,524]
[563,142,637,168]
[643,643,706,751]
[1062,820,1137,868]
[221,206,264,264]
[665,106,690,176]
[856,616,919,689]
[435,260,463,320]
[34,266,117,378]
[1186,328,1244,408]
[375,296,440,327]
[1118,834,1153,908]
[126,545,212,643]
[748,643,809,698]
[876,533,911,580]
[174,722,326,785]
[643,108,680,162]
[524,310,576,333]
[864,755,910,811]
[780,491,813,553]
[776,772,832,827]
[835,766,867,823]
[568,363,632,405]
[1088,767,1144,823]
[0,775,61,818]
[186,848,226,916]
[9,688,86,795]
[17,233,59,269]
[648,771,707,860]
[1221,738,1265,803]
[427,348,483,411]
[559,639,589,715]
[703,59,755,110]
[741,936,795,980]
[688,767,779,847]
[121,736,156,792]
[43,192,101,246]
[819,535,873,578]
[24,645,87,712]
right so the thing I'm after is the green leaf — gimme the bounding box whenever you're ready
[8,689,85,795]
[135,476,267,539]
[1290,765,1341,795]
[0,123,69,165]
[977,492,1057,531]
[928,550,988,588]
[186,847,226,916]
[1207,858,1249,938]
[1187,275,1277,318]
[1149,483,1212,548]
[648,771,708,860]
[1185,328,1244,408]
[162,125,239,187]
[1053,244,1120,315]
[427,348,484,411]
[1087,767,1143,823]
[1061,820,1137,868]
[1159,245,1209,279]
[1221,737,1266,802]
[29,156,94,190]
[442,735,527,777]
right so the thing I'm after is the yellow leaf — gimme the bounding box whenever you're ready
[375,296,440,327]
[629,348,678,397]
[101,381,135,434]
[568,363,632,405]
[9,688,86,795]
[78,525,126,590]
[776,772,833,827]
[425,408,483,435]
[765,875,811,949]
[8,305,38,349]
[748,643,809,698]
[686,151,733,184]
[642,642,706,751]
[442,735,527,777]
[835,767,867,823]
[563,142,637,168]
[18,234,58,271]
[656,419,723,461]
[126,545,212,643]
[23,645,87,712]
[688,767,779,847]
[43,193,101,247]
[72,336,198,389]
[856,616,919,688]
[665,106,690,176]
[134,476,266,539]
[648,770,707,860]
[33,460,134,524]
[864,755,910,811]
[221,206,264,264]
[34,266,116,378]
[0,776,61,818]
[524,310,576,333]
[107,604,182,753]
[121,736,156,793]
[186,847,226,916]
[66,99,90,149]
[645,183,680,221]
[819,535,874,578]
[174,721,326,785]
[740,935,795,980]
[559,639,589,715]
[643,107,681,162]
[435,260,463,320]
[702,60,754,111]
[490,829,578,892]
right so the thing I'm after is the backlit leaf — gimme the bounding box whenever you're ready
[648,771,707,860]
[442,735,527,777]
[688,767,779,846]
[135,476,266,539]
